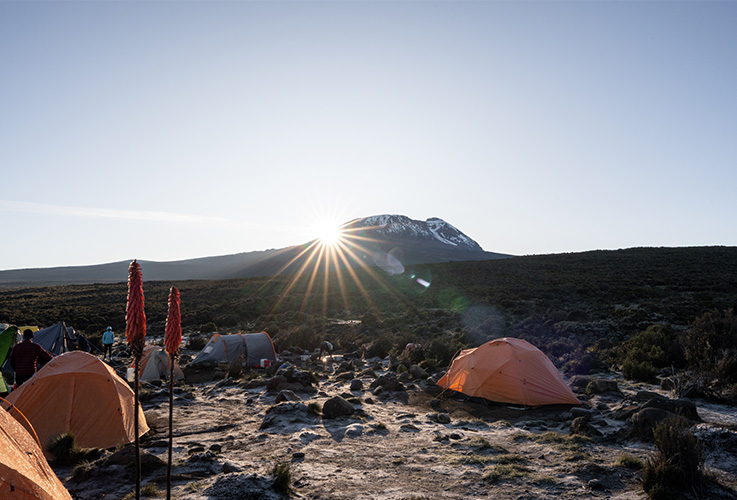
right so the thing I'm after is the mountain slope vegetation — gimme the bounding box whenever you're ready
[2,246,736,392]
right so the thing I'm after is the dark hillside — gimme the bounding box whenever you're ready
[2,246,736,380]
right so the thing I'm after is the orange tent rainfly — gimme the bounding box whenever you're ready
[1,400,73,499]
[436,338,580,406]
[5,351,149,455]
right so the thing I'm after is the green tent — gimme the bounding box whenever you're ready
[0,326,18,394]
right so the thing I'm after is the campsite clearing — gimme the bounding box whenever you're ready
[50,351,737,500]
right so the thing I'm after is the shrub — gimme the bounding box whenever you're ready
[199,322,217,334]
[366,333,393,359]
[187,334,208,351]
[619,324,685,382]
[272,462,291,494]
[682,308,737,383]
[48,432,78,465]
[615,452,643,470]
[622,359,659,383]
[642,416,704,500]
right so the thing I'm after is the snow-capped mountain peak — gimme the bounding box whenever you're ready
[345,214,483,252]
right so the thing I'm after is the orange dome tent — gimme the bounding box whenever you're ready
[436,338,580,406]
[5,351,149,456]
[1,401,73,499]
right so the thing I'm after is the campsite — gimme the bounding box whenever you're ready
[1,330,736,500]
[2,247,737,499]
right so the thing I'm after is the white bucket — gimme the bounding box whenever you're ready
[126,367,135,382]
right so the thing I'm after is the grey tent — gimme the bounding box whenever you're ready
[190,332,278,367]
[33,322,79,355]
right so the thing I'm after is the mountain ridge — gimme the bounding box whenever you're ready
[0,214,510,286]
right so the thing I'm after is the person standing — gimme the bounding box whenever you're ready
[102,326,115,361]
[9,329,53,387]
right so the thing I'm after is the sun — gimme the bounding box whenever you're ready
[316,223,343,246]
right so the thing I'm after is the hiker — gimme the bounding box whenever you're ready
[102,326,115,361]
[320,340,334,362]
[9,329,53,387]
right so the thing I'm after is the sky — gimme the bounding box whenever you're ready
[1,1,736,271]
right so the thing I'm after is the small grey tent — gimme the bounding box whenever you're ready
[190,332,278,368]
[33,322,79,355]
[134,345,184,382]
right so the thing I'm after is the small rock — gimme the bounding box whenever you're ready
[209,443,223,453]
[571,407,595,419]
[587,479,605,490]
[345,424,364,438]
[570,416,602,437]
[349,379,363,391]
[437,413,451,424]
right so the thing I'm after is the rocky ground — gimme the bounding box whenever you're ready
[54,351,737,500]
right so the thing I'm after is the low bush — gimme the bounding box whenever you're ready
[48,432,79,465]
[682,308,737,383]
[642,416,704,500]
[272,462,292,494]
[618,325,685,382]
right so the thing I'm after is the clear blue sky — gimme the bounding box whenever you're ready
[2,1,736,271]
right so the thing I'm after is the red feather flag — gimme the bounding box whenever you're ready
[164,287,181,358]
[126,260,146,356]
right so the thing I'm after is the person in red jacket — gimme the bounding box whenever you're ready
[9,329,53,387]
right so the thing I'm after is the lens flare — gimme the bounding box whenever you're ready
[316,223,343,247]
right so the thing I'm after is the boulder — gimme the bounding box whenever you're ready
[275,390,301,403]
[568,375,593,392]
[266,375,286,393]
[322,396,355,419]
[570,416,602,437]
[632,390,662,402]
[641,396,701,421]
[612,404,640,421]
[586,379,621,394]
[282,368,315,388]
[337,361,353,373]
[370,373,406,392]
[409,365,429,379]
[629,407,672,440]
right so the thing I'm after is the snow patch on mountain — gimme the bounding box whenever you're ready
[346,214,483,251]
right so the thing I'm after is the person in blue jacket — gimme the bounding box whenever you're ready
[102,326,115,361]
